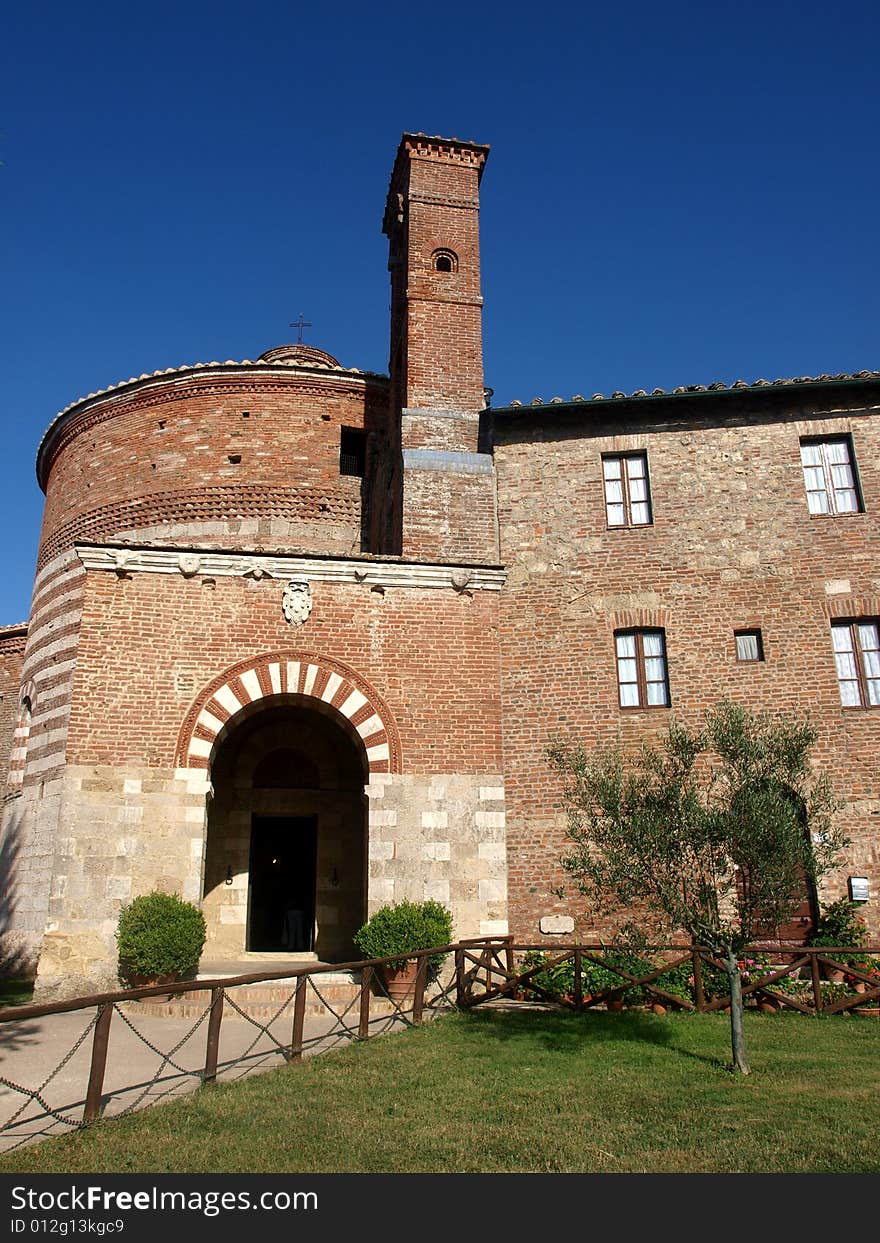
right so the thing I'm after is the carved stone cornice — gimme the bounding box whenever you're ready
[75,543,506,591]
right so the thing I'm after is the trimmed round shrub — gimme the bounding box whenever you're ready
[353,900,453,980]
[116,891,206,983]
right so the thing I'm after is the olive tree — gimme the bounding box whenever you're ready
[549,700,845,1074]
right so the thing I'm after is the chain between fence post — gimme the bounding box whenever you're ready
[83,1003,114,1124]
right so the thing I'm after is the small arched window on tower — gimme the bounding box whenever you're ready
[431,248,458,274]
[7,692,33,793]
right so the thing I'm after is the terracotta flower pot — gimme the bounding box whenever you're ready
[121,969,182,1001]
[380,960,419,1002]
[122,969,181,988]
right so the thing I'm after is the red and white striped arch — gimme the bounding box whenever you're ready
[175,651,402,775]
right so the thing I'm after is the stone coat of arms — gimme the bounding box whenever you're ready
[282,578,312,626]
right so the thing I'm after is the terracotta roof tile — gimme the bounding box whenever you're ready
[502,370,880,410]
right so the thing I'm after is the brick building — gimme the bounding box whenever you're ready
[1,133,878,997]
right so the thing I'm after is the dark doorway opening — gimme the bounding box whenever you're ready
[775,865,820,943]
[202,695,369,962]
[247,815,317,952]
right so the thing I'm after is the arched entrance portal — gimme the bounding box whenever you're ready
[201,697,368,962]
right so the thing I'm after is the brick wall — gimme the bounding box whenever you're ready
[22,564,507,995]
[384,135,498,564]
[65,570,503,774]
[36,366,390,569]
[492,388,880,939]
[384,135,488,418]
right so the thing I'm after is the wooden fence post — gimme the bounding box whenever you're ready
[455,947,465,1007]
[573,947,583,1009]
[413,956,427,1025]
[83,1003,114,1124]
[288,977,307,1063]
[810,951,823,1014]
[359,966,373,1039]
[692,946,706,1012]
[203,987,224,1084]
[504,937,514,979]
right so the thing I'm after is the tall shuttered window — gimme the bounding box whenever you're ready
[602,453,652,527]
[800,437,862,516]
[831,620,880,708]
[615,629,669,708]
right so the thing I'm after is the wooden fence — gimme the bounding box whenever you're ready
[0,942,480,1133]
[454,940,880,1017]
[1,936,876,1147]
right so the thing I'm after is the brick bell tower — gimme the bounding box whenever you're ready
[383,133,498,564]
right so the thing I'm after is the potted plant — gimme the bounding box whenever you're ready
[353,900,453,1001]
[116,890,206,989]
[808,898,867,982]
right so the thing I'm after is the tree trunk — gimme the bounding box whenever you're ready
[723,948,750,1075]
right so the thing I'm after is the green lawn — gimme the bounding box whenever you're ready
[2,1009,878,1173]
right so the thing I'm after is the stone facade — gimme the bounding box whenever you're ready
[1,132,878,996]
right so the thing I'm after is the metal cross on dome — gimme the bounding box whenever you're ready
[289,313,312,344]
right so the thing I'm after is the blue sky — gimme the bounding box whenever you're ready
[2,1,878,620]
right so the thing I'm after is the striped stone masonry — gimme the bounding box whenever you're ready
[175,650,402,774]
[365,774,508,940]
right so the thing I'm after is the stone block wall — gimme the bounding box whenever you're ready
[34,765,210,997]
[366,773,508,939]
[0,782,59,977]
[25,765,509,997]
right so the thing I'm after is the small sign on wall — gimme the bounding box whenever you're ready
[848,876,870,903]
[539,915,575,935]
